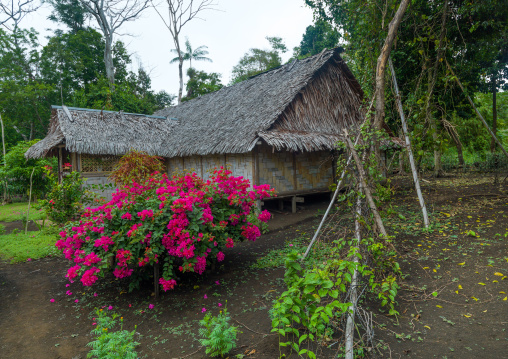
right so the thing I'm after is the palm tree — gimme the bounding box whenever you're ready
[170,37,212,69]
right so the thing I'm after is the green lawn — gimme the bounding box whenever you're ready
[0,231,58,263]
[0,202,46,222]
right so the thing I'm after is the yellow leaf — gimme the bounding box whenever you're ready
[467,216,472,218]
[502,276,507,280]
[424,325,431,329]
[500,291,506,294]
[436,305,443,308]
[433,269,437,273]
[423,267,429,269]
[503,297,507,301]
[478,283,486,286]
[493,280,498,283]
[483,310,487,313]
[458,285,463,290]
[455,290,459,294]
[463,314,472,318]
[494,272,503,276]
[472,297,479,301]
[458,262,465,266]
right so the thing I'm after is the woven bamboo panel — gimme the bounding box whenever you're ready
[81,154,119,173]
[295,151,333,190]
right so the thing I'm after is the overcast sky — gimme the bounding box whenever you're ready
[24,0,315,95]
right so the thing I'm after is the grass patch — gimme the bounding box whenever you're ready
[0,202,46,222]
[0,230,59,263]
[252,236,333,269]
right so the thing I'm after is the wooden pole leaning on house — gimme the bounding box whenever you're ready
[343,130,389,239]
[388,58,430,228]
[345,194,362,359]
[445,60,508,160]
[301,131,363,260]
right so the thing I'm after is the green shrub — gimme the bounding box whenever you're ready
[37,165,92,225]
[0,140,56,199]
[199,307,239,357]
[86,309,139,359]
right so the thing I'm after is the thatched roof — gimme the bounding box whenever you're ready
[25,106,177,159]
[155,48,364,155]
[26,48,364,159]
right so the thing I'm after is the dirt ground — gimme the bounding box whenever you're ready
[0,174,506,359]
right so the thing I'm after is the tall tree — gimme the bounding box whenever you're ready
[294,19,339,58]
[77,0,150,87]
[47,0,90,33]
[152,0,217,104]
[170,37,212,69]
[230,36,287,84]
[0,0,40,28]
[181,67,222,101]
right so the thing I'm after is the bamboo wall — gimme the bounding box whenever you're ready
[256,144,334,195]
[166,153,255,185]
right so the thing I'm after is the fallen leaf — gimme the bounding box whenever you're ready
[424,325,431,329]
[423,267,429,269]
[458,285,463,290]
[493,280,499,283]
[436,305,443,308]
[494,272,504,277]
[478,283,486,286]
[503,297,507,301]
[463,314,472,318]
[458,262,465,266]
[472,297,479,301]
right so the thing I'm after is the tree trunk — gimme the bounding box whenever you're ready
[104,36,115,87]
[424,0,448,177]
[373,0,411,163]
[491,77,497,153]
[445,123,464,168]
[178,59,183,104]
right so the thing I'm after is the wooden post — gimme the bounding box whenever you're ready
[345,195,362,359]
[154,262,160,300]
[344,132,388,239]
[0,114,6,202]
[445,60,508,161]
[25,168,35,235]
[389,58,430,228]
[291,196,297,214]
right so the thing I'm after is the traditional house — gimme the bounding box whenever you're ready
[25,48,365,210]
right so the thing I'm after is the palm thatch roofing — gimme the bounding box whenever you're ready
[25,106,177,159]
[26,48,365,159]
[155,47,364,155]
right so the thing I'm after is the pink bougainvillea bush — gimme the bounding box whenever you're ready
[56,168,274,292]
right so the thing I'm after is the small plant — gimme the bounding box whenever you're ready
[0,224,5,234]
[199,306,239,358]
[37,164,92,225]
[109,149,166,187]
[86,308,139,359]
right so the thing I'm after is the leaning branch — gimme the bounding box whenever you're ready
[445,60,508,161]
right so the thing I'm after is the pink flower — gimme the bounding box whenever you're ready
[148,304,154,309]
[289,244,293,247]
[201,307,207,313]
[121,212,132,220]
[215,280,220,286]
[66,284,70,287]
[66,265,81,281]
[107,306,113,310]
[217,251,225,262]
[81,267,100,286]
[258,210,271,222]
[204,294,208,299]
[50,298,55,303]
[66,290,72,296]
[93,293,98,297]
[159,278,177,291]
[92,322,97,326]
[75,299,79,303]
[218,303,222,307]
[26,258,31,262]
